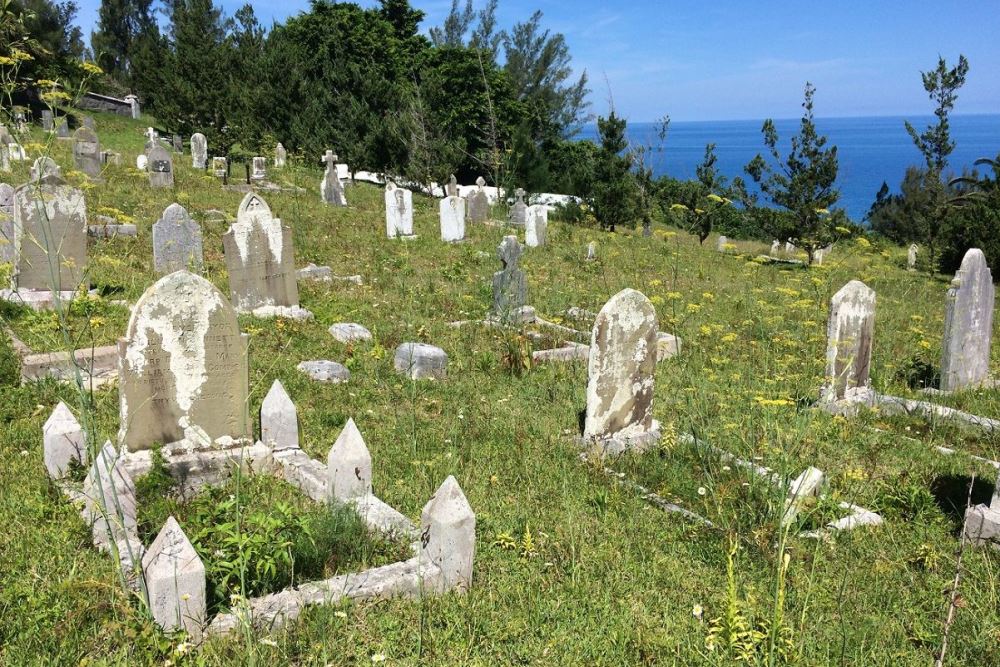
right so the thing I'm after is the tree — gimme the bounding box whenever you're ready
[90,0,156,82]
[591,110,638,232]
[906,56,968,174]
[745,82,842,264]
[428,0,474,48]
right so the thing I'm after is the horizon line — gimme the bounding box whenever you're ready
[586,111,1000,126]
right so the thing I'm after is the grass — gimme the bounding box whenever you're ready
[1,109,1000,664]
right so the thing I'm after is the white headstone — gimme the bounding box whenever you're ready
[251,156,266,181]
[385,183,414,238]
[821,280,876,403]
[274,143,286,168]
[439,196,465,242]
[525,205,548,247]
[326,418,372,501]
[716,236,728,252]
[420,475,475,593]
[142,516,206,640]
[907,244,918,271]
[43,401,87,479]
[261,379,298,451]
[190,133,207,169]
[152,203,203,275]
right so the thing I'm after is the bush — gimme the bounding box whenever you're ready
[0,328,20,387]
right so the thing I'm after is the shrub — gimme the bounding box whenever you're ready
[0,327,21,387]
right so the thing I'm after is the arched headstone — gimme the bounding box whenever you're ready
[222,193,298,312]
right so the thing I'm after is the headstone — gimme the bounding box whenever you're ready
[384,182,414,238]
[964,468,1000,546]
[820,280,876,403]
[42,110,54,132]
[509,188,527,226]
[467,177,489,223]
[101,150,121,166]
[56,119,70,139]
[171,134,182,153]
[491,236,527,319]
[320,150,346,206]
[781,467,825,528]
[446,174,458,198]
[583,289,659,448]
[785,240,796,255]
[716,236,728,252]
[43,401,87,479]
[72,126,102,178]
[420,475,475,593]
[142,516,206,640]
[145,127,157,143]
[82,116,96,130]
[328,323,372,343]
[525,205,548,247]
[770,240,780,256]
[274,143,286,168]
[440,196,465,242]
[0,183,14,265]
[261,379,298,451]
[212,157,227,179]
[124,94,140,119]
[297,360,350,383]
[148,146,174,188]
[190,133,207,169]
[83,442,137,549]
[118,270,251,451]
[30,156,61,180]
[11,173,87,291]
[586,241,597,261]
[907,244,918,271]
[327,418,371,501]
[152,203,203,275]
[222,193,299,313]
[941,248,995,392]
[814,248,825,265]
[8,143,24,162]
[394,342,448,380]
[136,154,147,170]
[251,156,267,181]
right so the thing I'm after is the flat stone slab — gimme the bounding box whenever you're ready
[21,344,119,388]
[250,305,313,320]
[297,360,350,383]
[329,323,372,344]
[1,289,98,311]
[394,343,447,380]
[88,223,137,238]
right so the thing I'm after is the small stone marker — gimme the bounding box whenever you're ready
[394,342,448,380]
[0,183,14,264]
[42,110,54,132]
[491,236,527,320]
[781,467,825,528]
[525,205,548,247]
[251,156,267,181]
[118,271,251,451]
[274,143,286,168]
[321,150,346,206]
[190,133,207,169]
[941,248,995,392]
[82,116,95,130]
[152,203,202,275]
[142,516,206,640]
[583,289,659,451]
[125,94,140,119]
[385,182,414,238]
[72,126,102,178]
[148,146,174,188]
[586,241,597,261]
[212,156,227,179]
[171,134,182,153]
[964,468,1000,546]
[440,195,466,242]
[717,235,728,252]
[329,323,372,343]
[509,188,527,226]
[820,280,876,404]
[30,156,61,180]
[11,172,87,291]
[446,174,459,198]
[43,401,87,479]
[467,177,489,223]
[907,244,918,271]
[56,118,70,139]
[770,240,780,256]
[327,418,372,501]
[136,154,147,170]
[420,475,475,593]
[296,360,350,383]
[261,379,298,451]
[83,441,137,549]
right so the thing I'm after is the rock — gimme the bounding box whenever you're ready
[394,342,447,380]
[329,323,372,344]
[327,418,372,501]
[297,360,350,384]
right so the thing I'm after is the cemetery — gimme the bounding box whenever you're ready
[2,108,1000,666]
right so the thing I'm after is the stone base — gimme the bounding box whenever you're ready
[248,305,314,320]
[390,234,418,241]
[964,504,1000,546]
[122,441,272,499]
[816,386,877,416]
[21,344,119,389]
[1,288,97,311]
[578,421,662,456]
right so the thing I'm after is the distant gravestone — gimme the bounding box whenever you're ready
[152,203,203,275]
[785,240,796,255]
[509,188,527,226]
[171,134,182,153]
[584,289,659,450]
[907,244,918,271]
[251,156,267,181]
[820,280,876,403]
[941,248,995,392]
[72,126,102,178]
[212,157,227,179]
[11,173,87,291]
[770,240,780,256]
[586,241,597,261]
[446,174,459,198]
[41,110,54,132]
[320,150,346,206]
[491,235,527,320]
[125,94,140,119]
[118,270,250,451]
[222,193,299,313]
[30,156,61,181]
[0,183,14,266]
[56,118,70,139]
[191,133,207,169]
[274,143,286,168]
[136,154,147,170]
[82,116,96,130]
[148,146,174,188]
[467,177,489,224]
[717,235,728,252]
[525,205,547,247]
[440,196,465,242]
[385,182,414,238]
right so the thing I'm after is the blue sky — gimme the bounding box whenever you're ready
[74,0,1000,122]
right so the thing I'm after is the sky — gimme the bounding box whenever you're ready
[72,0,1000,122]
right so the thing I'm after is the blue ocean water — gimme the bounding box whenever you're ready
[578,114,1000,222]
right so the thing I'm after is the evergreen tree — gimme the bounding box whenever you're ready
[90,0,156,81]
[591,110,637,232]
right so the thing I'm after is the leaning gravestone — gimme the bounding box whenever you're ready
[583,289,660,453]
[191,133,207,169]
[820,280,876,405]
[491,235,527,320]
[222,193,300,314]
[385,183,414,238]
[118,270,251,451]
[148,146,174,188]
[440,196,465,242]
[509,188,527,226]
[152,203,203,275]
[72,126,102,178]
[467,177,489,224]
[274,143,286,168]
[525,205,547,247]
[10,173,87,292]
[320,150,346,206]
[941,248,995,392]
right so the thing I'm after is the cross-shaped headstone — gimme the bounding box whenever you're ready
[323,150,338,170]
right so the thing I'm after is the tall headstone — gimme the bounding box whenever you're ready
[274,143,286,168]
[142,517,206,640]
[148,146,174,188]
[445,174,459,198]
[941,248,995,392]
[907,244,918,271]
[509,188,527,226]
[821,280,876,403]
[320,150,346,206]
[0,183,14,265]
[171,134,182,153]
[152,203,203,275]
[124,94,140,119]
[440,196,465,242]
[222,193,299,313]
[467,177,489,224]
[384,182,414,238]
[583,289,659,447]
[525,205,548,247]
[11,173,87,291]
[118,270,250,451]
[190,133,207,169]
[251,156,267,182]
[41,110,54,132]
[491,236,527,320]
[72,126,102,178]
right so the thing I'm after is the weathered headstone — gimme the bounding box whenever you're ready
[440,196,465,242]
[41,110,54,132]
[445,174,459,198]
[30,156,61,180]
[212,157,227,179]
[384,182,414,238]
[274,143,286,168]
[467,177,489,224]
[0,183,14,265]
[251,156,267,182]
[43,401,87,479]
[907,244,918,271]
[261,379,298,451]
[83,441,137,549]
[136,154,147,170]
[509,188,527,226]
[56,118,70,139]
[82,116,96,130]
[820,280,876,404]
[11,173,87,291]
[770,240,780,256]
[118,270,251,451]
[125,94,140,119]
[394,342,448,380]
[190,133,207,169]
[586,241,597,261]
[717,235,728,252]
[583,289,659,450]
[941,248,995,392]
[525,205,547,247]
[148,146,174,188]
[327,418,371,501]
[222,193,300,314]
[320,151,346,206]
[152,203,203,275]
[72,126,102,178]
[420,475,475,593]
[142,516,206,639]
[171,134,182,153]
[491,236,527,319]
[785,240,796,255]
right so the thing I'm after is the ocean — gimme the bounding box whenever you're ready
[578,114,1000,222]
